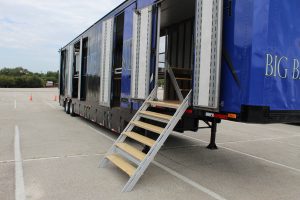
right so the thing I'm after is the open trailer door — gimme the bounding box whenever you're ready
[193,0,223,111]
[131,5,155,100]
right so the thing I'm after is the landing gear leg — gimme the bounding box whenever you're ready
[207,120,218,150]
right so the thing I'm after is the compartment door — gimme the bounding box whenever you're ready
[193,0,223,111]
[100,18,114,107]
[121,3,136,99]
[131,5,153,99]
[67,45,73,97]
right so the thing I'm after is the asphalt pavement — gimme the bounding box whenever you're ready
[0,88,299,200]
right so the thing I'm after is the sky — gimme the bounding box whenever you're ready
[0,0,123,72]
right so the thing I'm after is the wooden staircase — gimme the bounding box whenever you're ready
[100,87,191,192]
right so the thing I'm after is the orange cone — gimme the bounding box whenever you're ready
[53,96,57,101]
[29,94,33,101]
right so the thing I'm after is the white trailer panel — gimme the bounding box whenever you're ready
[100,18,114,107]
[131,6,153,99]
[193,0,223,111]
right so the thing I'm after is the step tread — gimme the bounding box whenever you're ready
[131,121,164,134]
[175,77,192,81]
[147,100,180,109]
[139,111,173,121]
[171,67,192,71]
[116,143,146,161]
[106,154,136,177]
[124,132,156,147]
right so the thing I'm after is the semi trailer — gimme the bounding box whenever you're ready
[59,0,300,191]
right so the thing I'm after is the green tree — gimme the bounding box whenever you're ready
[0,67,57,88]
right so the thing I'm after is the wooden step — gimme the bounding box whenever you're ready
[139,111,172,121]
[147,101,180,109]
[175,77,192,81]
[131,121,164,134]
[171,67,192,71]
[124,132,156,147]
[116,143,146,161]
[106,154,136,177]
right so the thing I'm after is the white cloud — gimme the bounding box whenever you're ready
[0,0,123,72]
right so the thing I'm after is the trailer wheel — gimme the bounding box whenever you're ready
[65,101,70,114]
[70,103,76,117]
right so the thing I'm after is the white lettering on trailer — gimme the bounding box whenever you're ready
[265,54,274,76]
[265,54,288,79]
[292,58,300,79]
[265,54,300,80]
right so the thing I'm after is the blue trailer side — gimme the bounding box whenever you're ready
[219,0,300,123]
[59,0,300,137]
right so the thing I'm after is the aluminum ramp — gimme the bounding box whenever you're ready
[100,87,191,192]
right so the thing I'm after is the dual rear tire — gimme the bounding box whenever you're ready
[64,100,75,117]
[69,103,75,117]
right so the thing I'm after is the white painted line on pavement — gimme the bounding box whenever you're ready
[87,124,226,200]
[87,125,118,142]
[153,161,227,200]
[23,153,105,162]
[14,125,26,200]
[14,100,17,109]
[1,154,106,164]
[217,135,300,145]
[0,159,15,164]
[175,133,300,173]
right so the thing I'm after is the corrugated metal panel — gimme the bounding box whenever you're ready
[131,6,153,99]
[193,0,223,111]
[99,18,114,107]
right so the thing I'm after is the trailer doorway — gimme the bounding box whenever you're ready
[112,12,125,107]
[60,50,67,96]
[158,0,195,101]
[72,41,81,99]
[80,38,88,100]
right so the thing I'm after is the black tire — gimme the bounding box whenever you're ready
[70,103,76,117]
[65,101,70,114]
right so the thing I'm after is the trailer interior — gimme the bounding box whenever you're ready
[80,38,88,100]
[60,50,67,96]
[159,0,195,101]
[72,41,80,98]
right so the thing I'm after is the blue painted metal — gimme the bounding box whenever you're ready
[137,0,156,9]
[220,0,300,113]
[121,3,136,104]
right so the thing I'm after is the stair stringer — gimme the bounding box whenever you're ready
[99,86,158,168]
[122,90,192,192]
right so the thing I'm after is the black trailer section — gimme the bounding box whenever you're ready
[59,0,300,148]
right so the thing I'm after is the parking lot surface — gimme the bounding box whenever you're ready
[0,88,299,200]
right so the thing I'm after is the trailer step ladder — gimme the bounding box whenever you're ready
[100,87,192,192]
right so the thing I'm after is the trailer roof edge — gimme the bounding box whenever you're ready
[60,0,134,50]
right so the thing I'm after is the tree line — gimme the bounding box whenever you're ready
[0,67,58,88]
